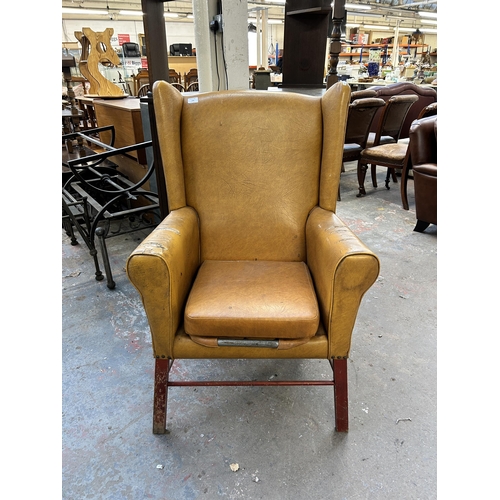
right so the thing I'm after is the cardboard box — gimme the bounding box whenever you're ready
[399,35,410,46]
[349,29,368,45]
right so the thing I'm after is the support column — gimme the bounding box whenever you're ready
[193,0,218,91]
[392,20,401,68]
[261,9,268,70]
[193,0,249,91]
[141,0,170,218]
[221,0,249,90]
[141,0,169,84]
[256,13,261,68]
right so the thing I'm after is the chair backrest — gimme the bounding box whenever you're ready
[372,94,418,146]
[152,80,350,262]
[344,97,386,148]
[185,82,199,92]
[170,82,185,92]
[133,70,149,95]
[169,69,182,84]
[122,42,141,58]
[184,68,198,86]
[350,89,376,102]
[137,84,150,97]
[370,82,437,138]
[416,101,437,120]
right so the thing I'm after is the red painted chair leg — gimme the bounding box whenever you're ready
[333,358,349,432]
[153,358,171,434]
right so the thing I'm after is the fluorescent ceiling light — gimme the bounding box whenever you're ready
[345,3,371,10]
[347,12,385,18]
[346,23,360,28]
[420,28,437,33]
[164,12,179,18]
[248,17,283,24]
[421,19,438,25]
[62,8,107,15]
[362,24,392,31]
[419,11,438,18]
[119,10,143,16]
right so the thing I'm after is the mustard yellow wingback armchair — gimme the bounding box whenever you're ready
[126,81,380,434]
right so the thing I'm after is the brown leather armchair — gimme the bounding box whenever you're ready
[409,115,437,232]
[126,81,380,435]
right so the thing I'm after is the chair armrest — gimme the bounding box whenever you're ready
[306,207,380,358]
[126,206,200,359]
[409,115,437,165]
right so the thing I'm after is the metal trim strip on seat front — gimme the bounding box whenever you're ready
[217,339,280,348]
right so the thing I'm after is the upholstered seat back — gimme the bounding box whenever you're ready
[344,97,386,148]
[153,82,350,263]
[370,82,437,138]
[376,94,419,143]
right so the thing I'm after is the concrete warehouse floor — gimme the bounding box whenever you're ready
[61,159,437,499]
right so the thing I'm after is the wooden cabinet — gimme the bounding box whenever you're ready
[282,0,332,87]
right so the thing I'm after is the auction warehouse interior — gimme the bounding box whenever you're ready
[59,1,444,498]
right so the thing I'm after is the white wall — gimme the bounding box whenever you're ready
[62,18,284,64]
[62,19,196,48]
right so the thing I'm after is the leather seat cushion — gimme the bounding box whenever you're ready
[344,143,362,154]
[184,260,320,339]
[362,142,408,163]
[343,143,363,161]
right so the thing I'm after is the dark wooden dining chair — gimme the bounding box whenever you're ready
[338,97,386,201]
[133,70,149,96]
[169,69,182,84]
[169,69,184,92]
[184,68,198,91]
[137,84,151,97]
[356,94,418,205]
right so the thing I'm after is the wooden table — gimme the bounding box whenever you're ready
[92,97,146,163]
[81,96,152,189]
